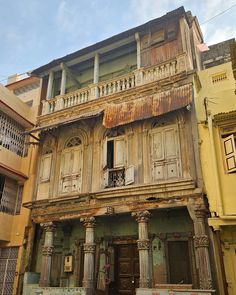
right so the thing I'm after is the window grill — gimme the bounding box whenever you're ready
[0,111,26,157]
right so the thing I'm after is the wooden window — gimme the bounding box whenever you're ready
[0,177,20,215]
[103,136,134,188]
[150,125,180,181]
[60,137,83,194]
[39,154,52,182]
[0,111,26,157]
[222,134,236,173]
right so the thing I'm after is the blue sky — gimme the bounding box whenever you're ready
[0,0,236,84]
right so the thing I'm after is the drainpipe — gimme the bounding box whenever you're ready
[215,229,229,295]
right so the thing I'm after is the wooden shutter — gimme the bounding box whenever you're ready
[103,139,107,169]
[125,165,135,185]
[103,169,109,188]
[71,147,83,192]
[223,134,236,172]
[114,138,125,167]
[40,154,52,182]
[164,128,177,159]
[60,150,72,194]
[151,131,164,160]
[61,151,71,177]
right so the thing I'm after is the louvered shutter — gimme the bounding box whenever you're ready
[114,138,125,167]
[125,165,134,185]
[151,131,165,180]
[60,150,72,194]
[40,154,52,182]
[223,134,236,172]
[164,128,179,178]
[103,139,107,169]
[71,147,83,192]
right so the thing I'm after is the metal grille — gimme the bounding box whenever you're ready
[0,178,21,215]
[0,111,26,157]
[0,247,18,295]
[108,168,125,187]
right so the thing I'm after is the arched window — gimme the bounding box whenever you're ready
[60,136,83,194]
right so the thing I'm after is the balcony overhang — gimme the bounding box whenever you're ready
[24,179,202,223]
[103,83,192,128]
[25,108,104,134]
[0,163,28,182]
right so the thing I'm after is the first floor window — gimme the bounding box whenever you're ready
[150,125,180,181]
[103,136,134,188]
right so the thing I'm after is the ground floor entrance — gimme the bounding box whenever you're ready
[109,243,139,295]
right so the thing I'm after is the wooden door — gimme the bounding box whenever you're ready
[115,244,139,295]
[167,241,192,284]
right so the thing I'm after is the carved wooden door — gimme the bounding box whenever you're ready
[116,244,139,295]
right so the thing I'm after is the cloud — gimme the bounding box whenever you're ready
[56,1,79,34]
[129,0,188,23]
[204,26,236,45]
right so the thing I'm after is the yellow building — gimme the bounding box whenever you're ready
[0,76,40,295]
[196,39,236,295]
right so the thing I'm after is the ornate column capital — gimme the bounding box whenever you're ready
[80,216,96,228]
[40,222,56,232]
[194,208,208,220]
[84,243,96,254]
[42,246,54,256]
[194,235,209,248]
[137,239,150,250]
[132,210,150,223]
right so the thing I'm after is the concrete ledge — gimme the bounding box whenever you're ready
[136,288,216,295]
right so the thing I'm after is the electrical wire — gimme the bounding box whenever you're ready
[201,3,236,25]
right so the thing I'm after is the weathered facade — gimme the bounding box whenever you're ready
[0,75,40,295]
[196,39,236,295]
[24,7,215,295]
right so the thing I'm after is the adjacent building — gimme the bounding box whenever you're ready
[0,74,40,295]
[196,39,236,295]
[22,7,216,295]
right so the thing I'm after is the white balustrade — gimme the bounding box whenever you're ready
[41,54,187,115]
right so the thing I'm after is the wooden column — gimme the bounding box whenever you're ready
[39,222,56,287]
[132,210,151,288]
[60,64,67,95]
[80,217,96,295]
[46,71,54,99]
[188,203,213,289]
[93,53,99,99]
[135,32,141,69]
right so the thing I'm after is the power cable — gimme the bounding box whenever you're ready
[201,3,236,25]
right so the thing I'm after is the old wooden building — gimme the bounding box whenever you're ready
[23,7,215,295]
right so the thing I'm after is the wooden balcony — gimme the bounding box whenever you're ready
[41,53,188,116]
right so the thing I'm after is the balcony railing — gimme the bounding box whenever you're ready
[41,53,188,115]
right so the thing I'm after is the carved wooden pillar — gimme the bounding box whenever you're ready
[39,222,56,287]
[80,217,96,295]
[188,204,213,289]
[132,211,151,288]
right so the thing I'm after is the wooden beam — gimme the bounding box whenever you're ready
[60,62,81,88]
